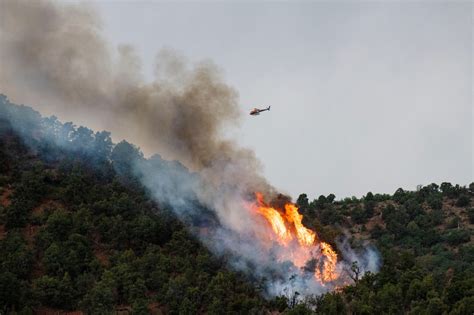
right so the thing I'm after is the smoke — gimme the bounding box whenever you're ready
[0,0,379,298]
[0,0,252,170]
[0,0,271,247]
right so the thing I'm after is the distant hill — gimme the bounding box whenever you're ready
[0,95,473,314]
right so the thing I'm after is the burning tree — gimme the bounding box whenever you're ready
[247,192,341,286]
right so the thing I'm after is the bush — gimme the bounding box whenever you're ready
[468,208,474,224]
[427,194,443,210]
[456,195,470,207]
[446,216,460,229]
[443,230,470,245]
[33,274,75,309]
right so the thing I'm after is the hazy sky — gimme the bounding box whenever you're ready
[90,1,472,200]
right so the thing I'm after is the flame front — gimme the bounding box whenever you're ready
[284,203,316,246]
[250,192,340,285]
[256,203,293,245]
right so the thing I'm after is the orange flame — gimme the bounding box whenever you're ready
[249,192,340,284]
[316,242,339,282]
[284,203,316,246]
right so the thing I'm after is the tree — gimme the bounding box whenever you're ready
[468,208,474,224]
[393,188,407,203]
[450,296,474,315]
[0,272,21,313]
[426,296,447,315]
[440,182,453,195]
[352,206,368,224]
[365,192,374,201]
[364,200,375,218]
[427,193,443,210]
[179,297,198,314]
[376,283,402,313]
[316,195,327,208]
[349,261,361,282]
[33,274,75,309]
[93,131,113,160]
[80,271,116,314]
[443,230,470,245]
[132,298,149,315]
[45,210,73,241]
[43,243,66,277]
[71,126,94,154]
[455,194,470,207]
[296,194,309,209]
[111,141,143,175]
[326,194,336,203]
[0,232,33,279]
[316,293,346,315]
[370,224,384,239]
[270,296,289,312]
[469,182,474,193]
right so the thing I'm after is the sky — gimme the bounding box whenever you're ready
[90,1,472,200]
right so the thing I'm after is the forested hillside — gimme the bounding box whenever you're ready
[0,96,472,314]
[0,96,267,314]
[296,183,474,314]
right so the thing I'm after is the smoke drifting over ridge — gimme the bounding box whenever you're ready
[0,0,379,297]
[1,0,257,171]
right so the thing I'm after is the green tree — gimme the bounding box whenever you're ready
[317,292,346,315]
[0,272,21,313]
[33,274,75,309]
[468,208,474,224]
[455,195,470,207]
[132,298,149,315]
[80,271,116,314]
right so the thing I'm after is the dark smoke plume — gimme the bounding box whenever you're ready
[0,0,260,172]
[0,0,379,297]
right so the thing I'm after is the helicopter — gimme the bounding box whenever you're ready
[250,106,271,116]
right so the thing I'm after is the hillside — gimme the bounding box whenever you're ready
[0,96,473,314]
[296,185,473,314]
[0,97,269,314]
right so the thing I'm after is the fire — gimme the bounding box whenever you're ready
[284,203,316,246]
[317,242,339,282]
[249,192,340,284]
[255,201,293,245]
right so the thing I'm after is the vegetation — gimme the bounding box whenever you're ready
[295,185,474,314]
[0,96,265,314]
[0,95,472,314]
